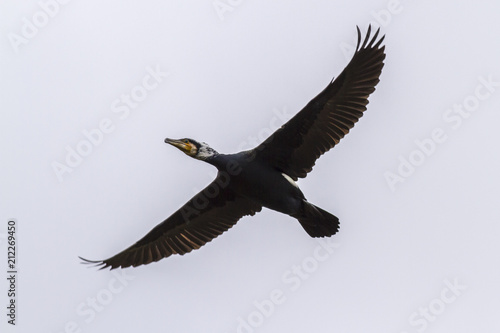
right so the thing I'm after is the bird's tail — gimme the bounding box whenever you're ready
[294,201,339,238]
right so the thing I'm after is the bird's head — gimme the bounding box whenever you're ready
[164,138,218,160]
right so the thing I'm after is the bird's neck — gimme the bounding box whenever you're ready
[205,153,234,171]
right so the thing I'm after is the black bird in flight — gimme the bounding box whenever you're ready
[80,26,385,270]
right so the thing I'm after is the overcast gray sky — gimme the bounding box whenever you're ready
[1,1,500,332]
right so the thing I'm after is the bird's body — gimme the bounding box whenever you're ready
[210,152,304,216]
[80,26,386,270]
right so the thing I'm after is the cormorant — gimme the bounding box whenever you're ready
[80,26,385,270]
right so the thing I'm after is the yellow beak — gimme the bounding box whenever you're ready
[164,138,193,155]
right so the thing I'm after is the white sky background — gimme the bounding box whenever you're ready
[1,0,500,332]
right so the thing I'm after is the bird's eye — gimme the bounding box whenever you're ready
[183,139,189,144]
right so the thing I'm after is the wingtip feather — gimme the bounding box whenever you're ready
[78,256,113,270]
[355,25,362,50]
[356,24,386,52]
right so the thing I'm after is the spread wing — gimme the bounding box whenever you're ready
[255,25,386,180]
[80,175,262,270]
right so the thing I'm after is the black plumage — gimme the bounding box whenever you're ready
[80,26,385,270]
